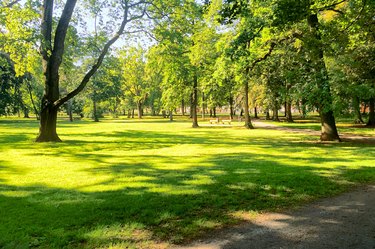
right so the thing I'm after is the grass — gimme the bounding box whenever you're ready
[263,117,375,136]
[0,116,374,248]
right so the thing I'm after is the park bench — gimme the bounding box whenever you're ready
[209,118,219,124]
[222,119,232,124]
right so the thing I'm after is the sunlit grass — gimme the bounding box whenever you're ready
[0,116,374,248]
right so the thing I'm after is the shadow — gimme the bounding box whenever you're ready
[213,185,375,249]
[0,119,374,248]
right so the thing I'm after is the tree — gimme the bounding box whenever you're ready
[3,0,170,141]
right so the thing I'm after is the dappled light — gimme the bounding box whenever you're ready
[0,118,374,248]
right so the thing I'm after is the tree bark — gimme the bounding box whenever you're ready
[286,101,293,122]
[366,98,375,126]
[308,13,340,141]
[244,81,254,129]
[67,100,73,122]
[353,96,364,124]
[93,99,99,122]
[137,102,142,119]
[266,110,270,120]
[169,109,173,121]
[36,104,61,142]
[181,99,185,116]
[229,94,234,119]
[272,105,280,122]
[201,92,205,119]
[254,107,258,119]
[191,75,199,128]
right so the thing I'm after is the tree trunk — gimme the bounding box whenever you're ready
[131,109,134,118]
[353,97,364,124]
[127,109,131,118]
[243,81,254,129]
[229,94,234,120]
[36,105,61,142]
[93,99,99,122]
[366,98,375,126]
[272,105,280,122]
[201,92,205,119]
[308,13,340,141]
[169,109,173,121]
[181,99,185,116]
[213,107,216,118]
[68,101,73,122]
[284,101,287,117]
[137,102,142,119]
[191,75,199,128]
[286,101,293,122]
[266,110,270,120]
[23,107,30,118]
[254,107,258,119]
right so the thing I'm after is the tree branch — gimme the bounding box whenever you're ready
[54,5,130,108]
[312,0,347,12]
[2,0,21,8]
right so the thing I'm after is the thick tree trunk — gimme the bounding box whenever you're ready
[308,13,340,141]
[353,97,364,124]
[36,105,61,142]
[286,101,293,123]
[244,82,254,129]
[191,75,199,128]
[366,98,375,126]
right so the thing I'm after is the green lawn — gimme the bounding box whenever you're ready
[0,117,374,248]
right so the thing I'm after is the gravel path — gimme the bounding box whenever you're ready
[172,185,375,249]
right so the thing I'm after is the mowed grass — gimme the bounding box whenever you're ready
[0,117,374,248]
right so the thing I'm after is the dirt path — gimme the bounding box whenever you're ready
[171,185,375,249]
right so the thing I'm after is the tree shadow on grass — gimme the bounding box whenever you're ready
[1,152,374,248]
